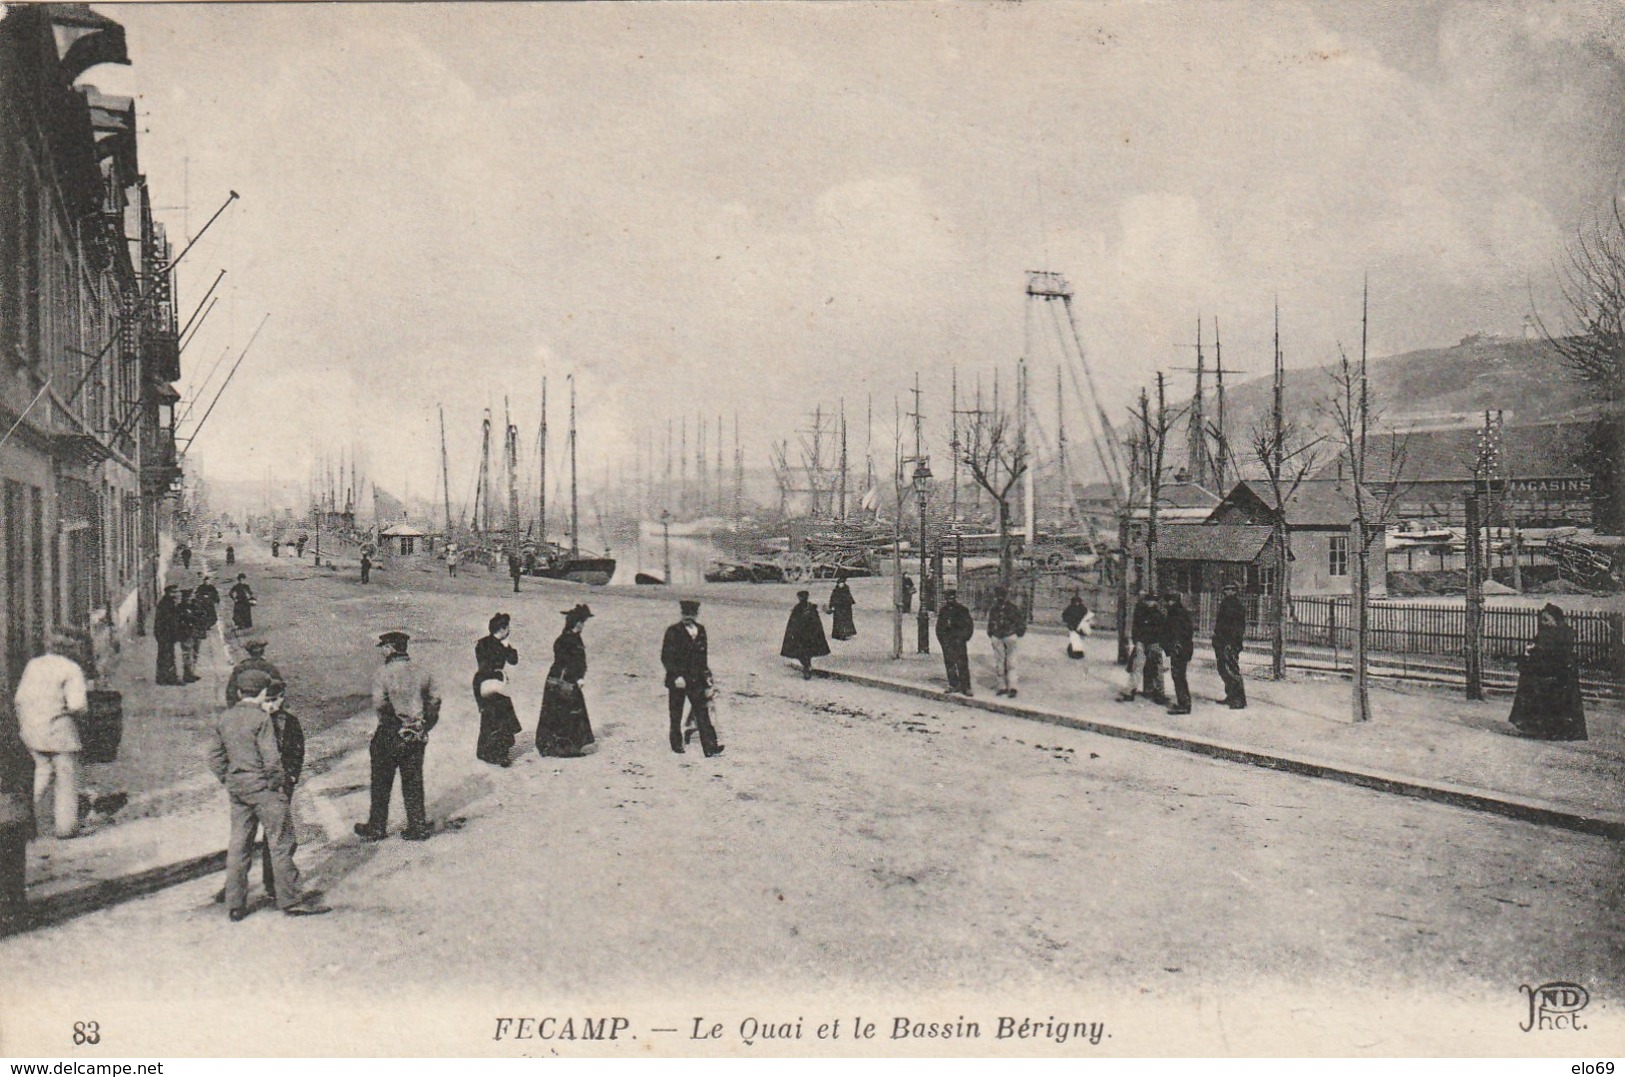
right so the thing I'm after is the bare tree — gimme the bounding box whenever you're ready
[1322,293,1411,723]
[958,402,1028,587]
[1534,196,1625,534]
[1126,374,1183,595]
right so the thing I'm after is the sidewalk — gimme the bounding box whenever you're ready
[817,620,1625,838]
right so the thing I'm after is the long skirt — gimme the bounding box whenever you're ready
[831,607,857,641]
[1508,668,1588,741]
[475,693,523,764]
[536,678,595,757]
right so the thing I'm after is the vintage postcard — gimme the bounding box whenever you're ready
[0,0,1621,1060]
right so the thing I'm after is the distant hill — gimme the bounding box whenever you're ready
[1216,335,1599,442]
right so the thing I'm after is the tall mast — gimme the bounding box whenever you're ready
[477,410,492,536]
[439,405,452,539]
[538,377,548,545]
[1213,316,1227,493]
[1188,315,1208,489]
[1056,363,1069,523]
[838,399,849,520]
[716,414,724,520]
[506,396,520,554]
[680,416,688,517]
[569,374,579,555]
[733,412,743,524]
[665,418,673,514]
[698,415,707,516]
[1021,358,1035,542]
[950,367,959,525]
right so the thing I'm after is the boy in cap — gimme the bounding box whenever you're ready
[1213,582,1248,709]
[356,631,441,841]
[985,584,1028,698]
[205,670,328,919]
[661,600,723,757]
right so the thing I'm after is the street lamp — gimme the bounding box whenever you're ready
[660,508,672,586]
[913,457,932,654]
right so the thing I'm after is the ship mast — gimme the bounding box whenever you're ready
[569,374,579,556]
[537,377,547,547]
[506,396,520,555]
[438,405,452,540]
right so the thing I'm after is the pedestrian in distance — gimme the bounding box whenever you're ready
[196,574,221,619]
[473,613,522,766]
[179,543,192,570]
[225,544,236,566]
[355,632,441,842]
[986,585,1028,698]
[206,670,328,920]
[1061,592,1093,661]
[177,589,200,683]
[661,600,723,757]
[270,539,280,558]
[780,590,830,680]
[1213,582,1248,709]
[1162,591,1195,715]
[296,535,307,558]
[187,584,218,679]
[1508,603,1588,741]
[154,583,184,685]
[446,546,459,577]
[229,573,255,631]
[15,633,89,839]
[508,552,523,594]
[537,604,597,758]
[226,638,284,706]
[360,551,372,585]
[900,573,916,614]
[0,694,34,933]
[935,586,975,695]
[828,573,857,641]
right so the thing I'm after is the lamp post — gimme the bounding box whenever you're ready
[660,508,672,586]
[913,457,932,654]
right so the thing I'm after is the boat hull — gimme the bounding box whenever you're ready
[533,558,617,586]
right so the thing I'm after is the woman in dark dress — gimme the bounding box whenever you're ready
[537,604,596,757]
[1508,603,1588,741]
[474,612,522,766]
[828,574,857,641]
[780,590,831,679]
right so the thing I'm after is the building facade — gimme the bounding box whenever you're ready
[0,3,181,687]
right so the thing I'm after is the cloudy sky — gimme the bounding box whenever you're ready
[85,1,1625,502]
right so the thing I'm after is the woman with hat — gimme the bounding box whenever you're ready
[473,613,522,766]
[827,572,857,641]
[780,590,830,679]
[536,604,596,757]
[1508,603,1588,741]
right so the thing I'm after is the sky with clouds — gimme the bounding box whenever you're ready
[82,1,1625,502]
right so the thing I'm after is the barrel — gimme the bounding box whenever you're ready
[80,689,124,765]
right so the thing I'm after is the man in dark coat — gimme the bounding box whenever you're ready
[154,584,183,685]
[661,600,723,757]
[355,631,441,842]
[474,613,521,765]
[780,591,831,679]
[360,552,372,584]
[986,585,1028,698]
[229,574,255,631]
[935,587,975,695]
[1161,592,1195,714]
[178,543,192,570]
[900,574,915,614]
[508,553,523,594]
[1213,582,1248,709]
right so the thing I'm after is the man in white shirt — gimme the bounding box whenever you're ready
[14,634,89,839]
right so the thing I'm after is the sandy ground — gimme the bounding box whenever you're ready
[2,537,1622,1057]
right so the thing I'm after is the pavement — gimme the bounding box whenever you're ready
[8,538,1623,939]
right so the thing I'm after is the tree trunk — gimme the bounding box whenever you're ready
[997,498,1013,588]
[1271,516,1288,680]
[1116,514,1131,665]
[1350,518,1370,722]
[1464,493,1485,700]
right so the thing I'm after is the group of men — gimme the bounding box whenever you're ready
[153,573,256,686]
[931,584,1028,698]
[1121,583,1248,713]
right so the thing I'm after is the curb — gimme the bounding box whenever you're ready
[814,667,1625,841]
[2,850,226,939]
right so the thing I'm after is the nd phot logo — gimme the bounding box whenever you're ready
[1520,981,1589,1032]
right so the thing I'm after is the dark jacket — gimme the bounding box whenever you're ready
[935,599,975,646]
[475,635,519,676]
[1131,598,1163,645]
[1214,594,1248,645]
[1061,597,1090,632]
[1161,602,1194,661]
[987,599,1027,640]
[780,600,831,660]
[548,630,588,683]
[1509,622,1588,741]
[661,622,710,690]
[189,593,218,634]
[273,709,306,789]
[229,582,255,609]
[154,594,183,643]
[195,581,221,612]
[226,656,285,706]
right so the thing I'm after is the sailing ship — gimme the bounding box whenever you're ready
[529,375,616,585]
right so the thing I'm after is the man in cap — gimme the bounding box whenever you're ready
[1213,582,1248,709]
[985,584,1028,698]
[205,669,329,919]
[779,590,830,680]
[153,584,184,685]
[226,638,284,706]
[661,600,723,757]
[1161,591,1195,715]
[934,586,976,695]
[355,631,441,842]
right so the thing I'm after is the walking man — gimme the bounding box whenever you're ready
[206,670,328,919]
[986,585,1027,698]
[178,543,193,570]
[154,584,183,685]
[508,552,523,594]
[1162,591,1195,715]
[355,632,441,842]
[360,551,372,584]
[229,573,255,631]
[935,586,975,695]
[779,590,830,680]
[1214,582,1248,709]
[661,600,723,757]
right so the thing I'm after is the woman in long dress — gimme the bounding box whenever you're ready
[536,603,596,757]
[473,612,522,766]
[828,574,857,641]
[1508,603,1587,741]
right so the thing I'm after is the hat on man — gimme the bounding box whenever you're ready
[796,590,810,600]
[377,630,410,650]
[163,583,178,593]
[243,637,269,654]
[944,586,958,597]
[561,603,593,626]
[234,668,285,697]
[679,599,701,616]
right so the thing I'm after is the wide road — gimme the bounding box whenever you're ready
[3,541,1621,1056]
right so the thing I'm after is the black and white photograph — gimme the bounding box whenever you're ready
[0,0,1622,1059]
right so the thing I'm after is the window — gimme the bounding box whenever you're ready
[1329,535,1349,578]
